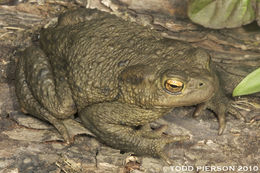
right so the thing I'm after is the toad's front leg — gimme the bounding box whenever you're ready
[193,88,237,135]
[79,102,190,164]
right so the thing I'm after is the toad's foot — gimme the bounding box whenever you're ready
[135,124,190,164]
[19,106,73,144]
[44,113,72,144]
[193,89,241,135]
[151,135,190,164]
[193,101,225,135]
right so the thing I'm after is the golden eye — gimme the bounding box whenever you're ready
[164,79,184,93]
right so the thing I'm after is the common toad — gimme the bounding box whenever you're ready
[15,8,230,162]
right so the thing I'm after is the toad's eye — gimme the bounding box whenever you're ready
[164,79,184,94]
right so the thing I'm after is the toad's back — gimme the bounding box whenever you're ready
[39,9,190,108]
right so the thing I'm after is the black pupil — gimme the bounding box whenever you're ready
[169,84,182,88]
[170,84,179,88]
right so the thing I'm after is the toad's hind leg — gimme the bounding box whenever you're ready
[15,46,76,142]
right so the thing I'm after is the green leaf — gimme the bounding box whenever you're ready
[188,0,213,15]
[256,0,260,26]
[188,0,256,29]
[233,67,260,96]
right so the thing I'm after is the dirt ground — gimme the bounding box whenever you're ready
[0,0,259,173]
